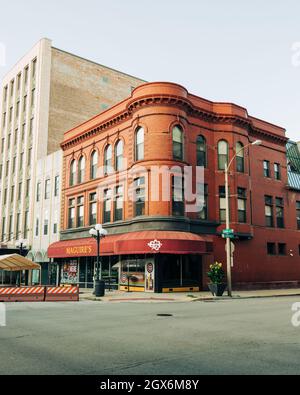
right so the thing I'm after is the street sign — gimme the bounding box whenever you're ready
[222,229,235,239]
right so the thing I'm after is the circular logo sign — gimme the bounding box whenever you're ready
[147,263,154,274]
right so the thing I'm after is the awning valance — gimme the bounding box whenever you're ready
[0,255,41,271]
[48,231,213,259]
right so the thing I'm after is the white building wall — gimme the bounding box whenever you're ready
[0,38,52,248]
[31,150,62,263]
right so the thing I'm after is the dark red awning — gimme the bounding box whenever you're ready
[48,231,213,259]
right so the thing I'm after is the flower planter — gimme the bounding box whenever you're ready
[208,283,227,297]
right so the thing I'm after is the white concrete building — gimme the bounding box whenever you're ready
[26,150,62,284]
[0,38,144,252]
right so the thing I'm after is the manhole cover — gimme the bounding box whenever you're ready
[157,314,173,317]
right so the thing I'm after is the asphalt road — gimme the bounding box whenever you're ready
[1,297,300,375]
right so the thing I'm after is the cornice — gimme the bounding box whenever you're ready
[61,93,288,150]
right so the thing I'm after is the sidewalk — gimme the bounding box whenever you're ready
[79,288,300,303]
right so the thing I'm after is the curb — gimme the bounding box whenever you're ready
[192,293,300,302]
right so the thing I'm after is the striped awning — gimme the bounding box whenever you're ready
[0,255,41,271]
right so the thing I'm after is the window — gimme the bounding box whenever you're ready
[197,184,208,220]
[5,161,9,177]
[3,189,7,205]
[14,129,18,145]
[16,101,20,118]
[54,176,59,197]
[29,118,34,135]
[8,215,13,241]
[115,140,124,171]
[70,160,76,186]
[18,182,22,201]
[114,186,124,222]
[17,74,21,91]
[78,156,85,184]
[197,135,206,167]
[3,86,8,102]
[68,199,76,229]
[237,188,247,223]
[45,179,50,200]
[134,177,146,217]
[219,186,226,223]
[36,182,41,202]
[32,59,37,78]
[135,127,144,161]
[20,153,24,170]
[2,113,6,128]
[103,189,112,223]
[35,218,39,237]
[275,198,284,228]
[104,145,113,175]
[10,80,14,96]
[24,211,29,238]
[236,142,245,173]
[22,124,26,141]
[27,148,32,166]
[11,185,15,202]
[296,201,300,230]
[9,107,13,123]
[44,213,49,236]
[16,213,20,237]
[23,95,27,113]
[267,243,276,255]
[278,243,287,256]
[173,125,184,161]
[172,176,185,217]
[274,163,281,180]
[31,89,35,107]
[265,196,274,227]
[90,151,98,179]
[53,223,58,235]
[26,179,30,197]
[24,66,29,85]
[77,197,84,228]
[263,161,270,178]
[218,140,229,170]
[89,193,97,225]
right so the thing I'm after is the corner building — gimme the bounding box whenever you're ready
[48,82,300,292]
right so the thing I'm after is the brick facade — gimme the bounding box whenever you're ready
[54,82,300,289]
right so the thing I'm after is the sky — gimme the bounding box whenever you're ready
[0,0,299,141]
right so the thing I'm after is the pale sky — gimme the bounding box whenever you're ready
[0,0,299,141]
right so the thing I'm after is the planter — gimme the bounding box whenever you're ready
[208,283,227,297]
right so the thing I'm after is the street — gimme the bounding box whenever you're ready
[1,297,300,375]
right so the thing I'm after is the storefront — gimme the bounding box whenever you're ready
[48,231,213,293]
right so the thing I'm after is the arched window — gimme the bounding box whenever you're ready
[70,159,76,186]
[115,140,124,171]
[236,142,245,173]
[104,145,113,175]
[197,135,207,167]
[173,125,184,161]
[218,140,229,170]
[90,150,98,180]
[78,156,85,184]
[135,127,144,161]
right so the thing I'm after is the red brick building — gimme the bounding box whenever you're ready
[48,82,300,292]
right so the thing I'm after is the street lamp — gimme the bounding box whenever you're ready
[224,140,262,297]
[89,224,108,297]
[15,239,28,287]
[15,239,28,257]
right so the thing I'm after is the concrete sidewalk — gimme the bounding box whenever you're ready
[79,288,300,303]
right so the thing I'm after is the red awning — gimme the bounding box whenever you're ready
[48,231,213,259]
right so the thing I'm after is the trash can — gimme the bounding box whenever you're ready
[95,280,105,297]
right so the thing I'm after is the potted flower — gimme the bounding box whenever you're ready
[207,262,227,297]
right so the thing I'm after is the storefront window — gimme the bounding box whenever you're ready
[61,260,79,285]
[120,258,145,288]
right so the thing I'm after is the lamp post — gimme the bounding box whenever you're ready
[89,224,108,297]
[15,239,28,287]
[224,140,262,297]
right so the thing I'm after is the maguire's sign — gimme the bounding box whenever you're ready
[66,246,93,256]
